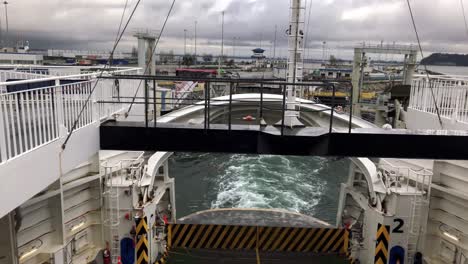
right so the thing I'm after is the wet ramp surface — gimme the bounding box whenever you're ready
[177,208,331,228]
[165,249,349,264]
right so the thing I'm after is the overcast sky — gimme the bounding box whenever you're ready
[4,0,468,59]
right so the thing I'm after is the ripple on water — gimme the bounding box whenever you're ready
[169,153,349,224]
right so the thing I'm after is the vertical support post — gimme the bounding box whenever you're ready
[348,83,353,133]
[329,84,336,134]
[168,224,172,248]
[204,82,208,131]
[260,82,264,120]
[163,160,170,182]
[153,79,157,127]
[207,81,211,130]
[8,212,19,264]
[281,84,287,136]
[55,79,66,137]
[92,80,98,124]
[351,49,363,117]
[228,82,233,132]
[144,80,148,128]
[0,94,7,162]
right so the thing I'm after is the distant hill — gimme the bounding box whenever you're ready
[421,53,468,66]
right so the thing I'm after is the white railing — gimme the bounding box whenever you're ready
[0,67,142,93]
[0,71,51,92]
[0,68,139,163]
[0,70,49,81]
[379,159,433,199]
[357,42,417,51]
[409,76,468,124]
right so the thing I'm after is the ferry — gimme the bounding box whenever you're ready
[0,1,467,264]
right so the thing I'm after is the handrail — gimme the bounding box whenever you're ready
[0,74,137,163]
[410,76,468,124]
[356,43,417,51]
[379,159,432,198]
[98,75,363,136]
[0,67,140,87]
[413,74,468,80]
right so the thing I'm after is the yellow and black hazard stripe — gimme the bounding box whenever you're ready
[346,251,358,264]
[168,224,349,254]
[136,216,149,236]
[375,223,390,264]
[136,217,149,264]
[154,251,169,264]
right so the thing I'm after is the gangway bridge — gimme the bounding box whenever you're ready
[99,74,468,159]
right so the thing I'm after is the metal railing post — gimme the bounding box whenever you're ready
[207,81,211,130]
[329,84,336,134]
[228,82,233,132]
[92,80,99,123]
[55,79,67,137]
[0,95,7,162]
[153,79,157,127]
[144,80,148,128]
[348,83,353,133]
[204,82,208,131]
[260,82,264,120]
[281,84,286,136]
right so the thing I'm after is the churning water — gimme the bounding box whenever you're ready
[169,153,350,224]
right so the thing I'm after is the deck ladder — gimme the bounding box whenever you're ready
[103,164,122,264]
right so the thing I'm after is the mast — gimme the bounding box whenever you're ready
[273,25,277,61]
[283,0,305,127]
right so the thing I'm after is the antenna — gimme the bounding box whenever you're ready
[3,1,8,46]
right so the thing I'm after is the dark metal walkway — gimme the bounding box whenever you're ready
[100,121,468,159]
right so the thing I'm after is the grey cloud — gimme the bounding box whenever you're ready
[3,0,468,58]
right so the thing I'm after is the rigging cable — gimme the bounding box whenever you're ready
[115,0,130,45]
[62,0,143,150]
[304,0,313,61]
[406,0,444,129]
[461,0,468,36]
[126,0,177,115]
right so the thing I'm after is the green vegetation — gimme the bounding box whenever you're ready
[421,53,468,66]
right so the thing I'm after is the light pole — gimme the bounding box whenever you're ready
[194,20,197,63]
[273,25,277,61]
[232,37,237,58]
[322,41,327,63]
[3,1,8,46]
[0,5,2,46]
[183,29,187,55]
[218,11,224,73]
[221,11,224,59]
